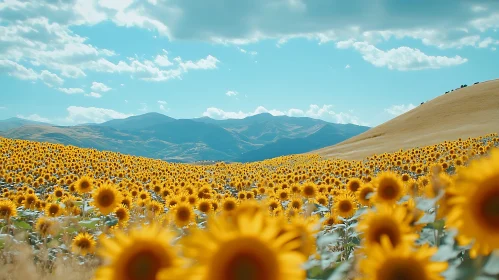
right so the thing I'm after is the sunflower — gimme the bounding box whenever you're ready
[114,204,130,225]
[358,237,447,280]
[72,232,96,256]
[289,197,303,210]
[24,193,38,210]
[357,184,375,207]
[53,186,64,198]
[172,210,306,280]
[373,172,405,205]
[45,202,63,217]
[315,194,329,207]
[92,183,122,215]
[322,212,340,227]
[196,199,213,214]
[75,175,93,194]
[357,204,418,249]
[222,197,238,213]
[333,192,357,219]
[0,199,17,219]
[301,182,317,198]
[447,148,499,257]
[170,202,194,228]
[35,216,57,237]
[347,178,363,193]
[95,225,183,280]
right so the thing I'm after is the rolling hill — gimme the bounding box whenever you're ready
[0,117,52,132]
[0,113,369,162]
[236,123,368,162]
[313,79,499,160]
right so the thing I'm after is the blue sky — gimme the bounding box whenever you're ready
[0,0,498,127]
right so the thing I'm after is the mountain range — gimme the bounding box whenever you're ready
[0,113,369,162]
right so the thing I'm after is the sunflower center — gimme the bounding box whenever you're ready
[176,206,191,221]
[370,219,401,247]
[291,200,301,209]
[49,205,59,215]
[0,208,10,217]
[377,257,426,280]
[80,181,90,190]
[222,201,235,211]
[77,239,91,249]
[212,238,279,280]
[477,187,499,231]
[339,200,353,213]
[349,181,361,192]
[116,209,126,220]
[303,186,315,197]
[199,202,211,212]
[125,250,164,280]
[98,191,115,207]
[379,182,399,201]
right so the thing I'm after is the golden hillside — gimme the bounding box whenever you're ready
[313,78,499,160]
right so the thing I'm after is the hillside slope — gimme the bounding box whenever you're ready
[313,79,499,160]
[0,118,52,132]
[236,123,369,162]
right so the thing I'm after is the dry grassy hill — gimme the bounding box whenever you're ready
[313,78,499,160]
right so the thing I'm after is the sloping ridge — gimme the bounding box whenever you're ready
[313,78,499,160]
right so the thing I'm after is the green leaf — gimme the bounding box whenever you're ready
[483,250,499,275]
[328,260,352,280]
[78,219,99,229]
[317,232,340,248]
[14,220,32,230]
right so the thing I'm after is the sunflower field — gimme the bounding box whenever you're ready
[1,133,499,280]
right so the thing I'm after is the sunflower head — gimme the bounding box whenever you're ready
[357,204,418,249]
[170,202,194,228]
[333,192,358,219]
[92,183,122,215]
[35,216,57,237]
[373,172,405,205]
[358,236,447,280]
[95,225,182,280]
[75,175,93,194]
[45,202,63,217]
[72,232,96,256]
[447,148,499,257]
[0,199,17,219]
[177,210,307,280]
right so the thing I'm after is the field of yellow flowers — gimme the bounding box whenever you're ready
[1,133,499,280]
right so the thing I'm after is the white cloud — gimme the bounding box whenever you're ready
[85,92,102,98]
[16,114,51,123]
[58,87,84,94]
[238,47,258,56]
[178,55,219,71]
[154,54,173,67]
[226,90,239,97]
[202,104,365,125]
[157,100,168,112]
[98,0,134,11]
[0,60,67,86]
[0,60,38,80]
[0,106,6,110]
[64,106,132,124]
[91,81,112,92]
[384,104,417,116]
[38,70,64,87]
[345,64,351,69]
[349,42,468,70]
